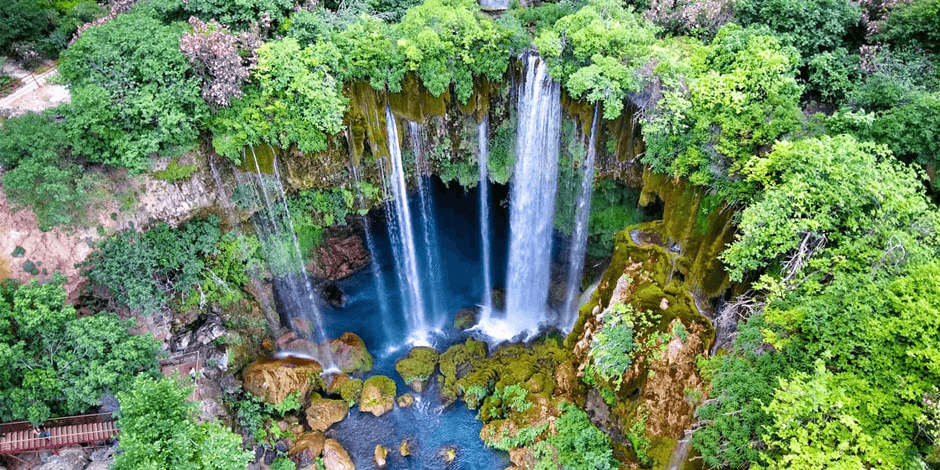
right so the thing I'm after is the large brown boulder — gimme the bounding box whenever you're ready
[290,432,325,468]
[323,439,355,470]
[306,395,349,432]
[330,332,374,374]
[360,375,396,417]
[243,356,322,404]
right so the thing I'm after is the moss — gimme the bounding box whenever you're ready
[338,378,363,407]
[394,346,439,385]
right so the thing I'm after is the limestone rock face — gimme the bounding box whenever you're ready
[330,332,374,374]
[306,396,349,432]
[360,375,396,416]
[394,346,439,393]
[309,235,370,281]
[374,445,388,468]
[243,356,322,404]
[322,439,355,470]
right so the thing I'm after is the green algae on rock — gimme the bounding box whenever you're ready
[360,375,397,417]
[395,346,440,393]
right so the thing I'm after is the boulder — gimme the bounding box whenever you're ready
[330,332,374,374]
[399,440,411,457]
[396,393,415,409]
[290,432,326,468]
[35,446,87,470]
[326,373,363,406]
[374,445,389,468]
[479,0,510,11]
[322,439,355,470]
[444,447,457,463]
[394,346,439,393]
[360,375,396,416]
[306,395,349,432]
[243,356,322,405]
[453,306,480,330]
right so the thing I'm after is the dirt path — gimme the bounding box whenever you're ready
[0,62,69,116]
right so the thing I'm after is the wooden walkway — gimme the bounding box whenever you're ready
[0,413,117,455]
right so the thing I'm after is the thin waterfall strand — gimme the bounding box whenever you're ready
[562,104,600,331]
[408,121,446,325]
[385,106,429,344]
[478,116,494,317]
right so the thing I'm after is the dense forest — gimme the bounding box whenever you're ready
[1,0,939,468]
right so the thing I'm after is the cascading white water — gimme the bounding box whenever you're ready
[407,121,445,324]
[350,163,395,342]
[385,106,430,344]
[562,104,601,331]
[477,116,494,317]
[485,55,562,339]
[237,147,334,368]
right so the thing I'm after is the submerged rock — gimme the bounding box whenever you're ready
[306,395,349,432]
[443,447,457,463]
[243,356,322,405]
[322,439,354,470]
[330,332,374,374]
[360,375,396,416]
[374,445,388,468]
[394,346,439,393]
[452,306,480,330]
[396,393,415,409]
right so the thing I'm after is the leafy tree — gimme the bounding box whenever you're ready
[396,0,514,102]
[180,16,258,108]
[332,15,406,92]
[0,277,160,424]
[210,38,347,162]
[59,6,207,171]
[722,135,939,282]
[81,217,222,313]
[535,0,658,119]
[114,376,251,470]
[735,0,862,63]
[533,402,618,470]
[641,24,802,200]
[0,111,94,230]
[878,0,940,54]
[149,0,294,32]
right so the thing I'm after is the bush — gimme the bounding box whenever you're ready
[60,6,207,171]
[0,277,161,424]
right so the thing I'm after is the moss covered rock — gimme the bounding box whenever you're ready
[395,346,439,393]
[329,332,374,374]
[397,393,416,408]
[360,375,396,416]
[243,356,323,405]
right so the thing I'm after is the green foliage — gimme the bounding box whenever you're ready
[115,376,252,470]
[0,277,160,424]
[806,47,860,102]
[879,0,940,54]
[59,7,207,171]
[332,15,406,92]
[735,0,861,64]
[535,0,658,119]
[722,135,939,283]
[485,422,548,451]
[587,180,646,257]
[150,0,295,31]
[397,0,514,102]
[0,0,58,56]
[210,38,346,162]
[642,24,803,200]
[287,187,358,255]
[588,302,638,388]
[269,457,297,470]
[153,158,199,181]
[0,111,96,230]
[626,408,653,467]
[480,383,533,421]
[81,216,222,313]
[535,402,618,470]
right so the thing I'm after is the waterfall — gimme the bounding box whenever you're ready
[562,104,600,331]
[384,106,430,344]
[501,55,563,337]
[350,163,395,343]
[407,121,446,324]
[236,146,334,368]
[478,115,494,317]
